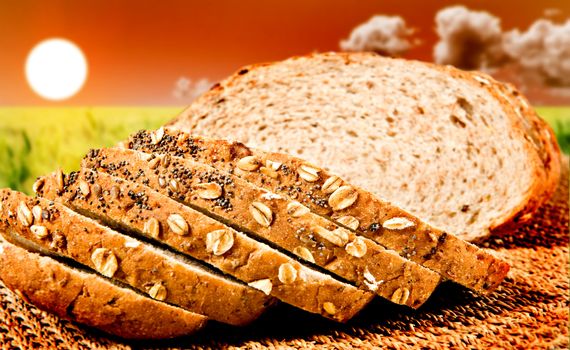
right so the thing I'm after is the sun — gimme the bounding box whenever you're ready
[25,38,88,101]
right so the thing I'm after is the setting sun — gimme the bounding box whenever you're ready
[25,38,88,101]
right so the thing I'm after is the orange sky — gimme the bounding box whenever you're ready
[0,0,568,105]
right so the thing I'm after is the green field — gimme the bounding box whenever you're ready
[0,107,568,194]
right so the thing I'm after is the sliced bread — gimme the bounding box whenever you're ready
[0,189,270,326]
[36,169,375,322]
[0,238,206,339]
[127,128,510,294]
[82,148,442,309]
[166,51,560,243]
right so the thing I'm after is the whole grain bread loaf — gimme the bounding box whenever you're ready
[82,148,442,309]
[127,129,510,294]
[0,188,269,326]
[0,238,207,339]
[36,168,375,322]
[166,51,561,243]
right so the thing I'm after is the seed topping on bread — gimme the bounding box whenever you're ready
[30,225,49,239]
[323,302,337,315]
[248,279,273,295]
[293,246,315,263]
[328,186,358,211]
[382,217,415,230]
[336,215,360,230]
[345,237,367,258]
[148,282,168,301]
[298,164,320,182]
[237,155,261,171]
[144,217,161,238]
[278,263,297,284]
[17,201,33,227]
[206,229,234,255]
[286,201,310,218]
[250,201,273,227]
[167,214,189,235]
[322,175,343,194]
[195,182,223,199]
[91,247,119,278]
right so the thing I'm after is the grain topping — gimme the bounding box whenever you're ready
[148,282,168,301]
[250,202,273,227]
[91,248,119,278]
[382,217,415,230]
[194,182,223,199]
[206,229,234,256]
[328,186,358,211]
[278,263,297,284]
[237,156,260,171]
[298,164,320,182]
[167,214,189,235]
[248,279,273,295]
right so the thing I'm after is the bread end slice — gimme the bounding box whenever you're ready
[0,238,207,339]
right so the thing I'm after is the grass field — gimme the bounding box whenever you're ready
[0,106,568,194]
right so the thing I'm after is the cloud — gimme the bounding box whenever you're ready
[433,6,506,70]
[340,15,418,56]
[503,19,570,86]
[433,6,570,87]
[173,77,213,101]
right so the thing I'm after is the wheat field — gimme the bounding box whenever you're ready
[0,107,568,193]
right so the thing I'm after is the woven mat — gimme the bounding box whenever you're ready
[1,158,567,350]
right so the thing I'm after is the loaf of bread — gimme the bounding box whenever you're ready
[83,147,442,308]
[0,52,544,340]
[127,128,510,294]
[36,168,375,322]
[166,52,560,243]
[0,188,270,326]
[0,238,207,339]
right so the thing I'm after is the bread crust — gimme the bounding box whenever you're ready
[0,189,268,326]
[166,51,560,243]
[37,168,374,322]
[83,147,441,308]
[0,239,206,339]
[126,129,510,295]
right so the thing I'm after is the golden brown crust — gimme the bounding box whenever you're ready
[127,129,510,294]
[166,51,561,242]
[0,189,268,326]
[83,147,441,308]
[37,168,374,322]
[0,240,206,339]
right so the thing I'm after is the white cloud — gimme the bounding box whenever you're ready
[503,19,570,86]
[433,6,570,87]
[340,15,417,56]
[433,6,506,70]
[173,77,213,101]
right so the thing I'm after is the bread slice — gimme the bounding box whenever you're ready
[0,238,206,339]
[36,169,374,322]
[166,51,561,243]
[0,189,269,326]
[82,147,442,309]
[127,128,510,294]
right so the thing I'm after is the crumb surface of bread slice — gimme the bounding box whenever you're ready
[0,238,206,339]
[36,168,374,322]
[0,188,269,326]
[82,147,442,309]
[166,52,560,243]
[127,129,510,294]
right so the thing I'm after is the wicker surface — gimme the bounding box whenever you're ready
[1,158,567,350]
